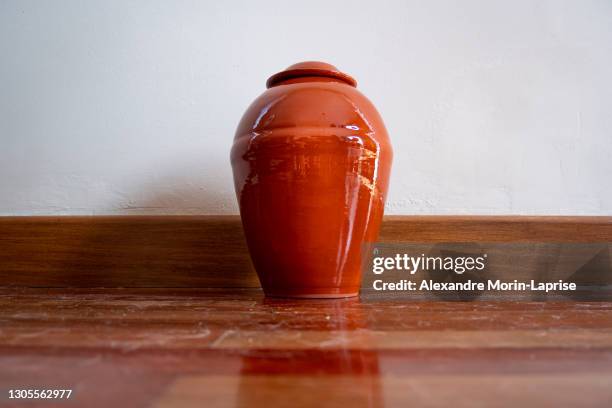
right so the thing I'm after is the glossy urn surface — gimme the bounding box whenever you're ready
[231,62,393,298]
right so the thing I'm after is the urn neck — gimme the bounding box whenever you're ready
[266,61,357,88]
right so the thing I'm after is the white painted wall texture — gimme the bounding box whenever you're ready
[1,0,611,215]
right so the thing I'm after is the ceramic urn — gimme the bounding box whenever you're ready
[231,61,393,298]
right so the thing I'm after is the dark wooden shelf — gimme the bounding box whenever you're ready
[1,216,611,406]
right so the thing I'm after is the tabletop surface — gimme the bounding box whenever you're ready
[1,288,612,407]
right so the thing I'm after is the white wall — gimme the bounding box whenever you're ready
[1,0,611,215]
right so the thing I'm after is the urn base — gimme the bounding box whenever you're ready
[263,288,360,299]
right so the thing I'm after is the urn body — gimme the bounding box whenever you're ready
[230,62,392,298]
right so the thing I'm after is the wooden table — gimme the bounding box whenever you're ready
[1,288,612,407]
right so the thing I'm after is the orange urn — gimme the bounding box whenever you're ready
[231,62,393,298]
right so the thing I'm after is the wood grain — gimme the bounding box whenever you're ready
[0,215,611,288]
[1,288,611,407]
[382,215,612,242]
[0,216,256,288]
[155,374,612,408]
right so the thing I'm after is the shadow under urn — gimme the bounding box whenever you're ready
[231,61,393,298]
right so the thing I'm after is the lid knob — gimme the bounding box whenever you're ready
[266,61,357,88]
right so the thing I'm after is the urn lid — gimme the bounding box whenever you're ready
[266,61,357,88]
